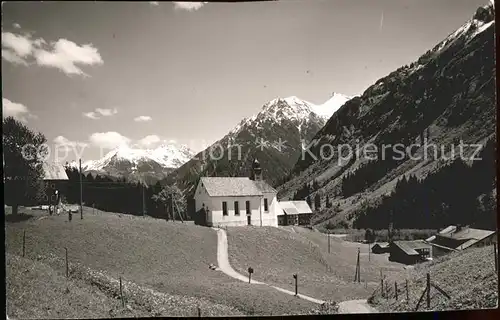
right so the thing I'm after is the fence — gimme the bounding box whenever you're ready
[376,271,451,311]
[14,229,209,317]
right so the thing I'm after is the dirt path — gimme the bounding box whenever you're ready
[338,299,378,314]
[214,227,379,314]
[214,228,324,304]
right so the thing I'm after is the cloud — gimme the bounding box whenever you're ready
[134,115,152,122]
[173,2,207,11]
[53,135,88,148]
[89,132,130,149]
[2,49,28,65]
[95,108,118,117]
[82,111,99,120]
[13,23,21,29]
[2,98,34,122]
[34,39,103,76]
[138,135,161,147]
[1,30,103,76]
[149,1,159,5]
[83,108,118,120]
[2,32,33,58]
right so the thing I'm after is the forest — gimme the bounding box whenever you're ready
[352,138,496,230]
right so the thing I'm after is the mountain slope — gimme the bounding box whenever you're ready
[278,4,496,229]
[164,96,328,197]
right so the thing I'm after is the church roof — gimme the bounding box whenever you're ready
[199,177,276,197]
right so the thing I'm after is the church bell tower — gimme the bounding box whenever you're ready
[250,159,263,181]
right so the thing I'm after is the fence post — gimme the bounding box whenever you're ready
[426,273,430,308]
[93,203,95,215]
[293,274,298,296]
[197,307,201,317]
[22,230,26,257]
[406,279,409,303]
[494,243,498,272]
[380,270,384,298]
[65,247,69,278]
[395,282,398,300]
[120,276,125,308]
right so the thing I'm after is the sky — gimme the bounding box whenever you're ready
[1,0,490,163]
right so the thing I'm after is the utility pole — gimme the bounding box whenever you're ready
[142,181,145,217]
[328,230,331,254]
[79,159,83,219]
[171,193,175,222]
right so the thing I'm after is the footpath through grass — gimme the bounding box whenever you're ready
[226,226,404,302]
[5,207,318,316]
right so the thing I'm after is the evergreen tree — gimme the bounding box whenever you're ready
[314,193,321,210]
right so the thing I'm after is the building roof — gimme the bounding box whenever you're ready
[278,200,313,216]
[428,225,496,250]
[392,240,430,256]
[42,162,69,180]
[292,201,313,214]
[372,242,390,248]
[253,180,277,194]
[279,201,300,215]
[199,177,276,197]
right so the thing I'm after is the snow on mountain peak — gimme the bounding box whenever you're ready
[311,92,354,119]
[71,143,195,172]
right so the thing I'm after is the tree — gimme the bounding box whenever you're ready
[3,117,47,215]
[306,195,312,207]
[152,184,186,220]
[314,193,321,210]
[326,195,332,208]
[364,228,375,243]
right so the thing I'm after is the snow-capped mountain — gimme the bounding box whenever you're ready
[229,96,323,137]
[311,92,354,119]
[67,143,194,175]
[166,95,328,197]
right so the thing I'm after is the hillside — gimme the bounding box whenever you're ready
[5,208,321,316]
[164,96,330,198]
[368,245,498,312]
[278,4,496,230]
[226,226,404,301]
[6,253,242,318]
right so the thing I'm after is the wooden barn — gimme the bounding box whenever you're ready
[425,225,497,259]
[389,240,431,265]
[277,200,313,226]
[41,162,69,209]
[371,242,390,254]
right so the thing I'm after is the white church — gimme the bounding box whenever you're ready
[193,159,280,227]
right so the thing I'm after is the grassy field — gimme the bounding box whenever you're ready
[6,253,241,318]
[5,206,320,316]
[368,245,499,312]
[226,226,404,302]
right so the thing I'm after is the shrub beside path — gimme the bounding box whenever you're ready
[214,227,378,313]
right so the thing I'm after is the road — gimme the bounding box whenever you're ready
[214,227,378,313]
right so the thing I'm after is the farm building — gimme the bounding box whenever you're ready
[277,200,313,226]
[425,225,497,258]
[41,162,69,210]
[388,240,431,265]
[371,242,390,254]
[192,159,279,227]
